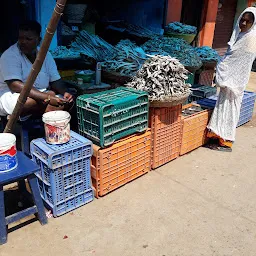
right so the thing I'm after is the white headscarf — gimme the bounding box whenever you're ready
[228,7,256,48]
[216,7,256,97]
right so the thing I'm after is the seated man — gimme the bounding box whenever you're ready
[0,20,73,117]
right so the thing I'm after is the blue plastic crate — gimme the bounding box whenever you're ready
[30,131,94,217]
[238,108,254,127]
[237,92,256,126]
[191,85,217,98]
[197,91,256,127]
[76,87,149,147]
[196,97,216,109]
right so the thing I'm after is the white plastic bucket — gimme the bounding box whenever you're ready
[0,133,18,172]
[42,111,71,144]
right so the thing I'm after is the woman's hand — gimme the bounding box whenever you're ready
[63,92,74,103]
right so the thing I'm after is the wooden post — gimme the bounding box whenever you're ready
[198,0,219,47]
[166,0,183,23]
[4,0,68,133]
[248,0,254,6]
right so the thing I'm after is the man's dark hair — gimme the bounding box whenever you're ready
[19,20,42,36]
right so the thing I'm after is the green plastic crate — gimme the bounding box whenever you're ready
[186,72,195,85]
[76,87,149,147]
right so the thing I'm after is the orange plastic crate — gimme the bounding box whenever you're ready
[180,104,212,155]
[91,131,151,198]
[149,105,182,169]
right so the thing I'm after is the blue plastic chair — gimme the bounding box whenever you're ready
[0,152,47,245]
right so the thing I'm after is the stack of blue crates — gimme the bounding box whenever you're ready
[31,131,94,217]
[197,91,256,127]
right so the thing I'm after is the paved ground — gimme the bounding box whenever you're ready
[1,74,256,256]
[247,72,256,92]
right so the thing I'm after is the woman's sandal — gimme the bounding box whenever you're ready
[204,144,232,152]
[215,146,232,152]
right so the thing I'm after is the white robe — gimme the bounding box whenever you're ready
[208,7,256,141]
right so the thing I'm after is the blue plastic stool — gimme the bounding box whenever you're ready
[18,117,43,156]
[0,116,43,156]
[0,152,47,245]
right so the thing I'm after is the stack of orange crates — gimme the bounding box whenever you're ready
[149,105,182,169]
[180,103,212,155]
[79,88,151,198]
[91,131,151,198]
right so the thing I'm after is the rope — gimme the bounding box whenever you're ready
[56,2,65,7]
[54,2,65,16]
[54,7,63,16]
[46,28,54,35]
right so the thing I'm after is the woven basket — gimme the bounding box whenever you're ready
[185,64,202,73]
[202,61,217,69]
[164,33,196,44]
[64,4,87,23]
[149,92,190,107]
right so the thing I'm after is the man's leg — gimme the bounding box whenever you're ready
[21,98,47,116]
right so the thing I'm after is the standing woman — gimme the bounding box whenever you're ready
[207,7,256,152]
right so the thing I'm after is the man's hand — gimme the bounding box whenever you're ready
[63,92,74,103]
[49,96,68,107]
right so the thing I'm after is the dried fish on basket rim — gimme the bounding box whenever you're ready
[126,55,191,105]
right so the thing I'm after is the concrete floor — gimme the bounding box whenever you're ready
[1,75,256,256]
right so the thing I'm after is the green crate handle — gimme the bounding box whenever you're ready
[111,109,129,117]
[111,112,117,117]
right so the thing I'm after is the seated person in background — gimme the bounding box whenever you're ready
[0,20,74,117]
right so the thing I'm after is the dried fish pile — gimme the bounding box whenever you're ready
[182,105,203,116]
[195,46,220,62]
[125,23,156,38]
[165,22,197,34]
[102,40,147,76]
[70,31,117,61]
[50,46,80,59]
[142,37,202,68]
[115,40,147,60]
[126,55,191,102]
